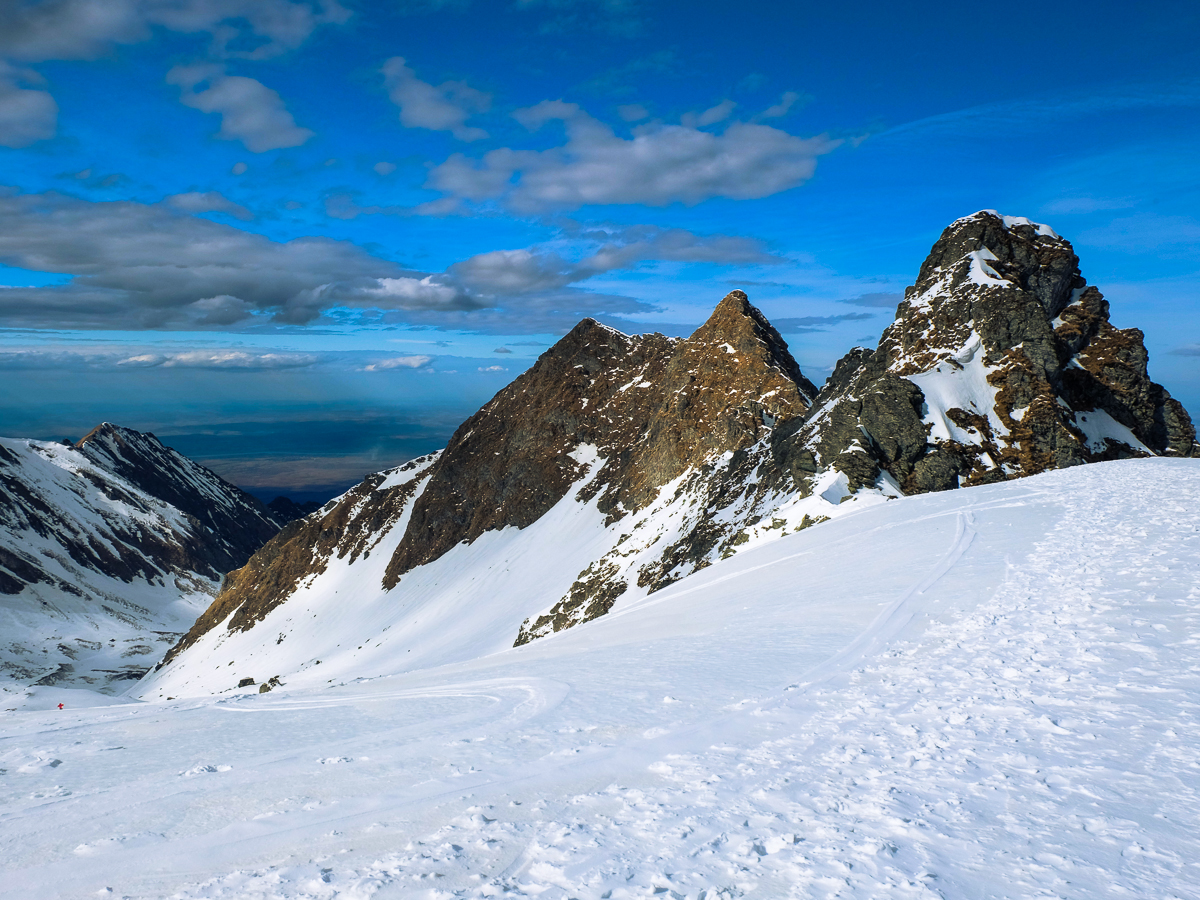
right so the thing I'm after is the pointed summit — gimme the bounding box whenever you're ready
[686,290,818,402]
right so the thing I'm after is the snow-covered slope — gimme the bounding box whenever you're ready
[3,459,1198,899]
[149,212,1195,694]
[0,424,282,698]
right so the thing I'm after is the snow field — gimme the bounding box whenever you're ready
[0,459,1197,898]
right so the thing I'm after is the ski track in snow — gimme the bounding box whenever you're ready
[0,460,1198,899]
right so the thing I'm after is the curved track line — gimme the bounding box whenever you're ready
[784,509,977,696]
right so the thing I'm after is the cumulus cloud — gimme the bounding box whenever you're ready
[0,189,788,334]
[0,188,470,327]
[166,190,254,220]
[168,63,313,152]
[477,364,506,372]
[362,355,433,371]
[0,60,56,146]
[381,56,491,142]
[0,0,350,63]
[344,275,475,311]
[427,102,841,212]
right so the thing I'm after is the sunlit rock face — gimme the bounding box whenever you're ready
[784,210,1195,499]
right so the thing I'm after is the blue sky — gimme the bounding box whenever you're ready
[1,0,1198,500]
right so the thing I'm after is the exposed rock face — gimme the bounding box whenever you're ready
[775,211,1195,500]
[147,212,1195,696]
[0,424,283,691]
[384,292,814,587]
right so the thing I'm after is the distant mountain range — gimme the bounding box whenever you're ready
[125,211,1195,701]
[0,424,283,696]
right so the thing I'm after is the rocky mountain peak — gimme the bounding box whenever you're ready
[381,292,818,589]
[792,210,1195,498]
[911,211,1082,316]
[880,210,1085,379]
[685,290,818,401]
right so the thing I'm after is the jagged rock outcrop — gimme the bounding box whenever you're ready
[773,211,1194,500]
[0,424,283,692]
[143,212,1195,698]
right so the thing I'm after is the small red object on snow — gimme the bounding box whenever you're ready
[57,703,64,710]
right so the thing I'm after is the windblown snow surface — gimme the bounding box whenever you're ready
[2,459,1199,899]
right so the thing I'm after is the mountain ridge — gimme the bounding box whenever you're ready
[0,423,283,694]
[140,211,1196,698]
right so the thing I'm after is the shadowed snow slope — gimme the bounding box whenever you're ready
[2,458,1198,899]
[0,424,282,698]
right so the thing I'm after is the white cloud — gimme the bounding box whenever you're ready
[352,275,475,310]
[166,190,254,221]
[116,350,319,368]
[231,161,248,174]
[373,161,397,175]
[381,56,490,142]
[449,224,781,295]
[167,63,313,152]
[0,0,351,63]
[363,355,433,371]
[427,102,841,211]
[477,365,506,372]
[0,60,56,147]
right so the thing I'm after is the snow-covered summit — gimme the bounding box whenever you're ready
[0,424,282,696]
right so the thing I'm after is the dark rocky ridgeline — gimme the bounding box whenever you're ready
[0,423,285,689]
[73,424,285,576]
[764,211,1196,500]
